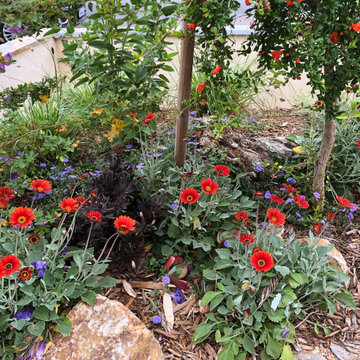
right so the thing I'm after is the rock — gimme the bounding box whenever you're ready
[330,342,360,360]
[44,295,164,360]
[295,350,328,360]
[259,136,296,160]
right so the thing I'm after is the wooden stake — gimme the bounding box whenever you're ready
[175,21,195,168]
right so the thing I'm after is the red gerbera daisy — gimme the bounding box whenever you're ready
[0,186,15,200]
[197,82,206,93]
[30,179,52,193]
[0,198,9,209]
[180,188,200,204]
[28,234,40,244]
[188,23,197,30]
[244,219,253,228]
[357,140,360,148]
[214,165,230,177]
[312,222,322,234]
[59,198,79,213]
[294,194,309,209]
[267,208,286,226]
[212,65,222,75]
[87,211,102,222]
[239,233,255,245]
[251,251,274,272]
[114,215,136,235]
[326,212,335,221]
[9,207,35,228]
[336,196,354,209]
[234,212,248,221]
[0,255,20,276]
[201,178,219,195]
[143,112,156,124]
[18,267,33,281]
[270,195,285,204]
[253,247,262,253]
[75,196,87,206]
[282,183,298,193]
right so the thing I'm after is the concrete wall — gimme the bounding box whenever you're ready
[0,31,314,109]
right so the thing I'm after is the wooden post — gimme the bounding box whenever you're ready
[175,21,195,168]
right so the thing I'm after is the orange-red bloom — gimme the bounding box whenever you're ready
[271,50,284,61]
[282,183,298,193]
[114,215,136,235]
[350,23,360,32]
[0,186,15,200]
[326,212,335,221]
[188,23,196,30]
[0,198,9,209]
[251,251,274,272]
[294,194,309,209]
[253,247,262,253]
[330,31,339,43]
[239,233,255,245]
[0,255,20,276]
[336,196,354,209]
[28,234,40,244]
[214,164,230,177]
[197,82,206,93]
[245,0,251,5]
[267,208,286,226]
[270,195,285,204]
[9,207,35,228]
[75,196,87,206]
[143,112,156,124]
[234,212,248,221]
[31,179,52,193]
[87,211,102,222]
[312,222,322,234]
[244,219,253,228]
[18,267,33,281]
[59,198,79,213]
[180,188,200,204]
[296,57,300,63]
[201,178,219,195]
[212,65,222,75]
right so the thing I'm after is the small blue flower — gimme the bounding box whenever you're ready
[167,131,173,135]
[50,166,57,170]
[63,158,69,163]
[170,289,185,304]
[15,306,34,321]
[314,192,320,199]
[11,172,19,180]
[285,198,293,204]
[265,191,271,199]
[262,222,268,227]
[256,165,263,171]
[190,111,197,115]
[251,117,257,123]
[126,145,132,149]
[172,203,178,211]
[162,276,171,284]
[136,163,145,169]
[281,325,290,338]
[31,261,47,278]
[18,152,23,156]
[40,163,46,167]
[350,204,358,212]
[286,177,296,183]
[153,315,162,324]
[348,213,354,220]
[224,240,230,248]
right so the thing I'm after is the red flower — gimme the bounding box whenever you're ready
[244,219,253,227]
[143,112,156,124]
[312,222,322,234]
[75,196,87,206]
[129,112,138,117]
[299,238,307,242]
[356,140,360,148]
[330,31,339,43]
[282,183,298,193]
[271,50,284,61]
[253,247,262,253]
[212,65,222,75]
[59,198,79,213]
[114,215,136,235]
[0,186,15,200]
[251,251,274,272]
[188,23,196,30]
[201,178,219,195]
[326,212,335,221]
[350,23,360,32]
[267,208,286,226]
[336,196,354,209]
[31,179,52,193]
[28,234,40,244]
[180,188,200,204]
[294,194,309,209]
[296,57,300,63]
[197,82,206,93]
[9,207,35,228]
[270,195,285,204]
[18,267,33,281]
[201,98,207,105]
[87,211,102,222]
[0,255,20,276]
[214,164,230,177]
[239,233,255,245]
[0,198,9,209]
[245,0,251,5]
[234,212,248,221]
[286,0,294,5]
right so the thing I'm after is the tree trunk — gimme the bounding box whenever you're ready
[175,21,195,168]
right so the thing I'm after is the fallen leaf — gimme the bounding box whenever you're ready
[121,280,136,298]
[163,293,174,331]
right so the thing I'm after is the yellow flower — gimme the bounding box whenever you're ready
[12,345,19,352]
[241,282,250,291]
[107,118,127,142]
[0,219,8,226]
[293,146,305,154]
[193,216,200,230]
[91,108,104,115]
[39,95,50,104]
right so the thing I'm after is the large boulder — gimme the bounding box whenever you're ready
[44,295,164,360]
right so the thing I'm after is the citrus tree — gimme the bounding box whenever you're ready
[243,0,360,203]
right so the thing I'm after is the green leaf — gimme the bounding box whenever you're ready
[62,283,76,297]
[210,294,225,311]
[280,345,294,360]
[91,263,108,275]
[290,272,307,285]
[224,285,239,295]
[266,338,282,358]
[28,321,45,336]
[334,290,356,310]
[10,319,28,331]
[56,317,72,336]
[97,276,117,288]
[192,323,214,343]
[200,291,222,307]
[217,348,234,360]
[162,5,178,16]
[70,283,85,298]
[275,265,290,276]
[33,306,58,322]
[167,223,180,239]
[242,334,254,353]
[16,296,32,306]
[81,290,97,306]
[135,67,147,84]
[267,308,285,322]
[271,293,282,311]
[161,244,173,256]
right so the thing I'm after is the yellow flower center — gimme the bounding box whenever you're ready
[91,216,97,221]
[205,186,212,192]
[18,216,27,224]
[65,206,72,212]
[187,196,193,201]
[21,271,29,279]
[271,216,277,222]
[258,260,265,267]
[37,186,43,192]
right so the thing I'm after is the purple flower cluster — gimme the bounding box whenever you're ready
[0,52,12,73]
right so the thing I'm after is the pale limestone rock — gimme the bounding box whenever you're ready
[44,295,164,360]
[330,342,360,360]
[295,350,328,360]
